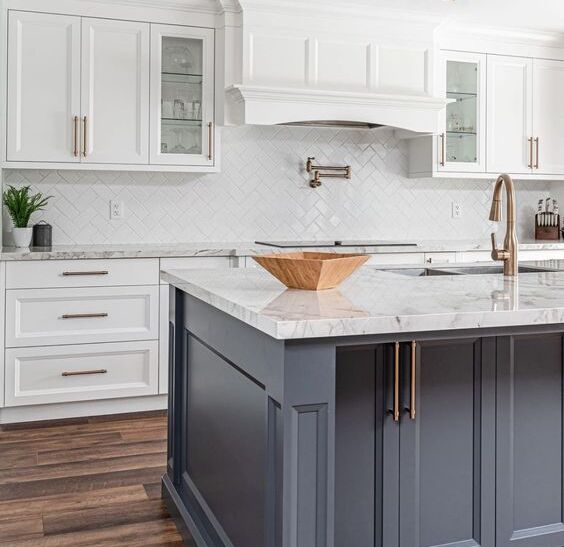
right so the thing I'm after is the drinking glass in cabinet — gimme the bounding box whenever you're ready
[445,60,478,164]
[160,36,204,156]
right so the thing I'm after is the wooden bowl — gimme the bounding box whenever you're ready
[252,252,369,290]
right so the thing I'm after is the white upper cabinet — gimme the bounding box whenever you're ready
[5,11,216,171]
[487,55,533,174]
[81,18,150,164]
[532,59,564,175]
[438,51,487,173]
[150,25,215,167]
[7,11,81,162]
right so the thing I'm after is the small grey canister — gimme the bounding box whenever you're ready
[32,221,52,247]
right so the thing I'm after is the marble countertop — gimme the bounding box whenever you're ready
[1,239,564,261]
[162,263,564,340]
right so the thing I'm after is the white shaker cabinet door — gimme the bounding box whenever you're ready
[7,11,81,162]
[81,18,150,164]
[487,55,533,175]
[532,59,564,175]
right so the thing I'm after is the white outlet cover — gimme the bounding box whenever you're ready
[110,200,124,220]
[451,202,462,219]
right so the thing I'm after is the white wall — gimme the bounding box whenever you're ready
[2,125,552,245]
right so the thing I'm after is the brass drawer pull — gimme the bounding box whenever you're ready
[62,270,109,276]
[61,313,108,319]
[409,341,416,420]
[62,369,107,377]
[73,116,79,157]
[534,137,540,169]
[208,122,213,161]
[528,137,533,169]
[393,342,400,422]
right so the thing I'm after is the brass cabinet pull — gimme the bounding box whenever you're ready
[208,122,213,161]
[534,137,540,169]
[62,270,109,276]
[439,133,446,167]
[528,137,533,169]
[393,342,400,422]
[61,312,108,319]
[62,369,107,377]
[82,116,88,157]
[73,116,79,157]
[409,341,416,420]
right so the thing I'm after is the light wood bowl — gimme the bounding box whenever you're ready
[253,252,369,290]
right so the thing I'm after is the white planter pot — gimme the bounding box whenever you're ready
[12,227,33,247]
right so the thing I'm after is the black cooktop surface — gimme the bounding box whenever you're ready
[255,240,418,248]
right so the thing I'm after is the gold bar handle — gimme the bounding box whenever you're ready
[410,341,416,420]
[528,137,533,169]
[62,270,109,277]
[62,369,107,377]
[61,313,108,319]
[82,116,88,157]
[393,342,400,422]
[534,137,539,169]
[208,122,213,161]
[440,133,446,167]
[73,116,79,157]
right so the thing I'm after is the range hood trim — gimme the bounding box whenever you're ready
[225,84,450,133]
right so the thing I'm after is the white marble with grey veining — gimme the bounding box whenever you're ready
[1,238,564,261]
[162,265,564,340]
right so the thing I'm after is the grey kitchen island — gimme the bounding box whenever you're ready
[161,264,564,547]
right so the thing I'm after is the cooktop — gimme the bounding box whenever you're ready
[255,240,418,248]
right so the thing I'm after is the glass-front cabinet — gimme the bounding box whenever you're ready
[437,51,487,173]
[150,25,215,167]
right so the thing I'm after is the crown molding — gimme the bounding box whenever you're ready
[87,0,222,15]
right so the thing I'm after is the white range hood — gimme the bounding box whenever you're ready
[220,0,449,133]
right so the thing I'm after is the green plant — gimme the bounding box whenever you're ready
[3,185,52,228]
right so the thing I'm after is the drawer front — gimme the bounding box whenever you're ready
[5,341,158,407]
[160,256,236,283]
[6,258,159,289]
[6,286,159,347]
[365,253,425,266]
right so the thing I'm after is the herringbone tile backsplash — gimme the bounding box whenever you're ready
[2,126,550,245]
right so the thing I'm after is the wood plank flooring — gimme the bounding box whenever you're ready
[0,411,193,546]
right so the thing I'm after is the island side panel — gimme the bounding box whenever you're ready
[164,290,286,547]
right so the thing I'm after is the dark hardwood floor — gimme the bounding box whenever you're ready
[0,411,193,546]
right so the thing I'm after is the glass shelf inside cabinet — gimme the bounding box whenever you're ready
[444,59,479,165]
[160,36,204,156]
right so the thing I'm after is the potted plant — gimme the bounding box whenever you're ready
[3,185,52,247]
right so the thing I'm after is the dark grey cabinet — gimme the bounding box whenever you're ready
[399,338,496,547]
[496,334,564,547]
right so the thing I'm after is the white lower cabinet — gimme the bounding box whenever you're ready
[5,340,158,407]
[6,285,159,348]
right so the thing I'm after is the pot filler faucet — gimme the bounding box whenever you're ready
[489,173,518,276]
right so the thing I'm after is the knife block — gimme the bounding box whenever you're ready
[535,214,560,240]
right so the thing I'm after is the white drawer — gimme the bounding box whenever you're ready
[5,340,158,407]
[424,252,457,264]
[365,253,425,266]
[6,258,159,289]
[6,286,159,348]
[160,256,236,284]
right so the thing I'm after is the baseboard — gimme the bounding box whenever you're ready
[0,394,168,424]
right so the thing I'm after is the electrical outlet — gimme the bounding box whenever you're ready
[110,200,124,220]
[451,201,462,219]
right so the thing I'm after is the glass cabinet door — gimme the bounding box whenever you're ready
[438,51,486,173]
[150,25,215,166]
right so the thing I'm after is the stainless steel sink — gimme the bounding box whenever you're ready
[427,265,557,275]
[386,265,558,277]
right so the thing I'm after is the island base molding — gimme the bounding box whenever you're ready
[164,288,564,547]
